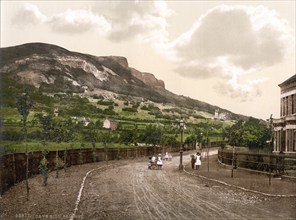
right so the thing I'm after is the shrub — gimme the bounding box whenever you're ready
[38,156,49,186]
[97,100,114,106]
[92,94,104,99]
[140,105,149,111]
[92,150,97,162]
[55,156,64,178]
[103,108,116,115]
[122,107,138,112]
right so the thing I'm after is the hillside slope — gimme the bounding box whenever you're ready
[0,42,247,120]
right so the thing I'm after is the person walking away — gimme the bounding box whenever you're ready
[191,155,196,170]
[195,152,201,170]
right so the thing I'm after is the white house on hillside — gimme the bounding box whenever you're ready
[103,118,118,130]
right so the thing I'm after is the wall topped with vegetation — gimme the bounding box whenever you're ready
[0,145,181,195]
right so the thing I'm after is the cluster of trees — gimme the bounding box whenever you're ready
[176,118,272,151]
[4,112,271,153]
[3,118,180,148]
[227,118,272,150]
[5,90,272,152]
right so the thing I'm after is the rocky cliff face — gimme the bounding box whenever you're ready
[130,68,165,90]
[0,42,246,120]
[0,43,164,98]
[108,56,129,68]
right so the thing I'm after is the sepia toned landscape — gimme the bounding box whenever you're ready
[0,1,295,220]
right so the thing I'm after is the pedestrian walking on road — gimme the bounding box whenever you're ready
[195,152,201,170]
[190,155,196,170]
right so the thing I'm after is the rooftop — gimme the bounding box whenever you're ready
[278,74,296,87]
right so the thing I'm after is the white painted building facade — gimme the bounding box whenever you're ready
[273,74,296,153]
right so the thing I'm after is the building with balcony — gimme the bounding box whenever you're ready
[273,74,296,153]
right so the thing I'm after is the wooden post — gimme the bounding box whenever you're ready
[269,154,272,186]
[179,127,184,171]
[231,146,235,178]
[269,115,274,184]
[0,156,2,198]
[207,141,210,172]
[64,148,67,173]
[105,144,108,163]
[12,151,16,185]
[56,150,59,178]
[25,144,29,201]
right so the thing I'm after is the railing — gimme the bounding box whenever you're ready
[218,149,296,177]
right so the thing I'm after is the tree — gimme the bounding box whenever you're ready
[185,135,196,149]
[36,114,53,146]
[38,153,49,186]
[52,118,69,178]
[119,129,135,145]
[83,122,99,162]
[16,90,34,201]
[227,117,271,150]
[140,125,162,146]
[73,121,87,165]
[162,134,177,147]
[228,120,244,146]
[82,122,98,147]
[242,117,271,149]
[36,114,53,186]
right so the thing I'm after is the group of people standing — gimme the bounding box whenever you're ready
[148,152,172,170]
[191,152,202,170]
[148,151,201,170]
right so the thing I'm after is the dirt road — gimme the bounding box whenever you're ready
[1,150,295,220]
[75,155,296,220]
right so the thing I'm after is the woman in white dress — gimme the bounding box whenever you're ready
[156,154,163,169]
[164,152,169,161]
[195,152,201,170]
[151,155,156,169]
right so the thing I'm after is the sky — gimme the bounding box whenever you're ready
[1,1,295,120]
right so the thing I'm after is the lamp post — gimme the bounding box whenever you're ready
[206,129,210,172]
[198,132,203,158]
[231,143,235,178]
[268,114,274,185]
[179,119,185,170]
[199,132,203,149]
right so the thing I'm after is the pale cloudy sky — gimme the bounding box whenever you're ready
[1,1,295,120]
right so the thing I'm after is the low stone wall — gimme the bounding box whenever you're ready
[0,145,179,195]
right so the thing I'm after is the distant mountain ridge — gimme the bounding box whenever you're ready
[0,42,247,120]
